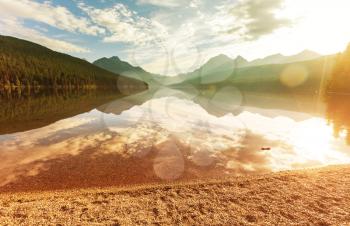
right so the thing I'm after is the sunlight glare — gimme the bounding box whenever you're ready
[289,118,348,163]
[280,0,350,55]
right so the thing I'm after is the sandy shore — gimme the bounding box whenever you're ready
[1,165,350,225]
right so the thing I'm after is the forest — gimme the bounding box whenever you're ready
[325,43,350,143]
[0,35,146,92]
[327,44,350,93]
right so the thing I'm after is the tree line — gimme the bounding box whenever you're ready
[327,44,350,93]
[0,35,145,91]
[325,43,350,143]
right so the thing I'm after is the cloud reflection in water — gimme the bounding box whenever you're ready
[0,96,349,192]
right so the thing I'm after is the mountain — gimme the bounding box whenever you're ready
[160,54,249,85]
[93,56,148,79]
[171,54,337,94]
[0,35,147,94]
[93,56,161,87]
[248,50,321,66]
[163,50,322,86]
[92,49,322,88]
[234,55,249,66]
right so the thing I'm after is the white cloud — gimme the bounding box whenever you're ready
[121,0,240,75]
[229,0,292,40]
[0,0,104,36]
[131,0,350,75]
[78,2,167,46]
[137,0,181,7]
[2,94,350,185]
[137,0,199,8]
[0,17,90,53]
[1,0,349,75]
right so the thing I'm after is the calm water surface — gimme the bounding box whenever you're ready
[0,88,349,192]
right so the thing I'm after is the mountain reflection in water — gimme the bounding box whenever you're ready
[0,88,349,192]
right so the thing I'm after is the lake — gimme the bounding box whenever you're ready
[0,87,349,192]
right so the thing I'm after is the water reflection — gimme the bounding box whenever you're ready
[326,95,350,144]
[0,88,349,192]
[0,89,123,134]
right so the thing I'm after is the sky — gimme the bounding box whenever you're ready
[1,0,350,76]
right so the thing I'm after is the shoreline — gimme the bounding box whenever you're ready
[1,165,350,225]
[0,164,345,195]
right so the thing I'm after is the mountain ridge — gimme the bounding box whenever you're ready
[249,50,321,67]
[92,49,322,86]
[0,35,147,93]
[157,50,323,86]
[93,56,162,87]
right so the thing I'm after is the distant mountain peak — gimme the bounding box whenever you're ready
[234,55,248,62]
[110,56,121,61]
[204,54,234,67]
[235,55,245,60]
[296,49,321,57]
[93,56,145,74]
[300,49,317,54]
[271,53,284,57]
[248,50,322,66]
[210,54,233,62]
[93,55,159,84]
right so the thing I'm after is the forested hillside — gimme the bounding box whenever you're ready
[327,44,350,93]
[0,35,146,91]
[325,43,350,143]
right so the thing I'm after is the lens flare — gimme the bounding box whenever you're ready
[280,65,309,87]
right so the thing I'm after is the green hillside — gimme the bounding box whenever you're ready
[0,35,147,92]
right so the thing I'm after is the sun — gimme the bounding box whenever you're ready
[271,0,350,55]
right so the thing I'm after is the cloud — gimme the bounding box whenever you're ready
[119,1,239,75]
[137,0,182,7]
[0,0,97,53]
[1,0,282,74]
[2,95,350,188]
[137,0,199,8]
[78,2,167,46]
[1,0,344,75]
[229,0,292,40]
[0,0,104,36]
[0,17,90,53]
